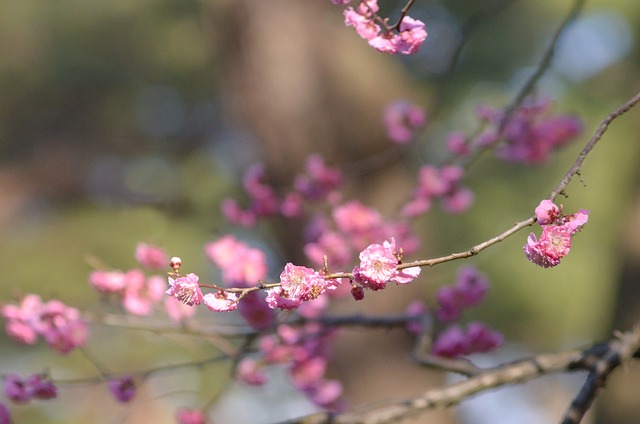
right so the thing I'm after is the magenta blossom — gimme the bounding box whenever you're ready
[134,243,168,270]
[108,376,136,403]
[383,100,427,144]
[524,225,572,268]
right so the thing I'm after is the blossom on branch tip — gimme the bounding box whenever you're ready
[356,239,398,289]
[166,273,203,306]
[535,199,560,225]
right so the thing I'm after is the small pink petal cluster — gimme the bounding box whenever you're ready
[237,323,344,411]
[383,100,427,144]
[205,235,268,286]
[524,199,589,268]
[176,408,208,424]
[166,273,205,307]
[336,1,427,55]
[305,200,419,269]
[352,238,420,294]
[222,156,344,227]
[1,294,88,354]
[108,375,136,403]
[135,243,168,270]
[266,263,337,311]
[459,98,583,164]
[436,266,489,322]
[89,244,194,320]
[402,165,474,217]
[3,373,57,404]
[432,322,503,358]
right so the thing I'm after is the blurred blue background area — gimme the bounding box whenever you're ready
[1,0,640,423]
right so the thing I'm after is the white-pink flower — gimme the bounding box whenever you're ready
[166,273,203,306]
[534,199,560,225]
[203,291,239,312]
[358,239,398,286]
[280,263,327,302]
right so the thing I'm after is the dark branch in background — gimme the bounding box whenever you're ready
[288,322,640,424]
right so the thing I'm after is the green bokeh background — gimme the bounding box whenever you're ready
[1,0,639,423]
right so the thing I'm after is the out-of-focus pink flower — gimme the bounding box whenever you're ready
[0,402,10,424]
[221,198,257,227]
[123,272,165,316]
[432,325,469,358]
[466,322,503,352]
[176,408,207,424]
[203,291,239,312]
[238,292,275,330]
[236,358,267,386]
[304,231,352,268]
[4,374,30,403]
[333,201,383,236]
[88,270,127,294]
[383,100,427,144]
[166,273,203,306]
[294,154,344,200]
[33,300,88,354]
[164,296,197,322]
[134,243,168,270]
[446,131,470,156]
[405,300,428,335]
[108,376,136,403]
[205,235,268,286]
[2,294,42,345]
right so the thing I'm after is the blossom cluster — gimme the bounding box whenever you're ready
[383,100,427,144]
[432,322,504,358]
[222,155,343,227]
[236,323,344,411]
[524,199,589,268]
[401,164,474,216]
[435,266,489,322]
[447,97,583,164]
[3,373,57,404]
[1,294,87,354]
[89,243,195,321]
[332,0,427,55]
[352,238,420,293]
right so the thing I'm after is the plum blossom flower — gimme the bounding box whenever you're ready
[236,358,267,386]
[432,322,502,358]
[526,200,589,267]
[383,100,427,144]
[203,291,239,312]
[134,243,168,270]
[535,199,561,225]
[164,296,197,322]
[166,273,203,306]
[205,235,268,286]
[265,287,303,311]
[108,375,136,403]
[176,408,208,424]
[356,239,398,289]
[279,263,329,302]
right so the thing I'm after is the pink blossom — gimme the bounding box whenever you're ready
[401,196,432,218]
[0,402,11,424]
[205,235,268,286]
[304,379,344,410]
[524,225,572,268]
[166,273,203,306]
[164,296,197,322]
[564,208,589,234]
[108,375,136,403]
[534,199,560,225]
[4,374,30,403]
[265,287,302,311]
[221,198,257,227]
[356,238,398,288]
[441,187,474,214]
[333,201,383,236]
[446,131,470,156]
[432,325,469,358]
[238,292,275,330]
[33,300,88,354]
[383,100,427,144]
[203,291,239,312]
[176,408,207,424]
[280,263,327,301]
[134,243,168,270]
[236,358,267,386]
[344,8,379,40]
[280,192,303,217]
[466,322,504,353]
[2,294,42,345]
[396,17,428,55]
[294,154,344,200]
[390,265,421,285]
[88,270,127,294]
[304,231,352,268]
[122,272,165,316]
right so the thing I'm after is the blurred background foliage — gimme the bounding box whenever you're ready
[1,0,639,423]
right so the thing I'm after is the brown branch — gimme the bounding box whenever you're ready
[288,323,640,424]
